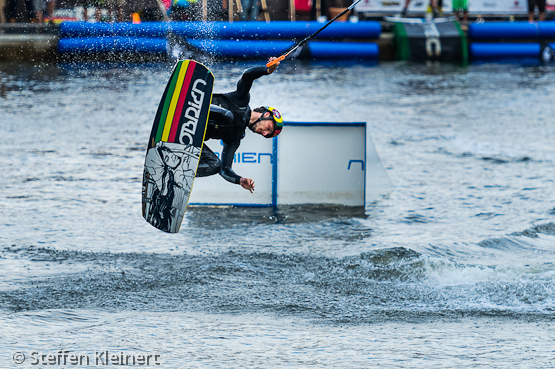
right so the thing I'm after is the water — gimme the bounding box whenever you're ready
[1,59,555,367]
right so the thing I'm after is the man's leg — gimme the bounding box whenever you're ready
[401,0,410,15]
[241,0,253,20]
[197,105,232,177]
[538,0,546,20]
[197,145,221,177]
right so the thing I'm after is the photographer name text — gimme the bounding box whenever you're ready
[13,350,161,366]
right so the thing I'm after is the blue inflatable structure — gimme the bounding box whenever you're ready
[186,39,295,59]
[468,21,555,40]
[467,21,555,61]
[468,22,540,39]
[58,37,168,54]
[57,21,382,62]
[59,21,382,40]
[307,41,379,59]
[470,43,541,60]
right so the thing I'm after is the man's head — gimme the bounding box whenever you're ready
[249,106,283,138]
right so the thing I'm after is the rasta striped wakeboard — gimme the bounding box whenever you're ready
[142,59,214,233]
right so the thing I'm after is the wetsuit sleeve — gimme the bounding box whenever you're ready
[219,140,242,185]
[235,66,269,100]
[208,104,234,125]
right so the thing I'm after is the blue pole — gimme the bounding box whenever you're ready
[271,136,278,208]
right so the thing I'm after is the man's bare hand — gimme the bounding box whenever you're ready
[240,178,255,193]
[267,57,280,74]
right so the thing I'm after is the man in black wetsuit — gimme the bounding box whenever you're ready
[196,57,283,193]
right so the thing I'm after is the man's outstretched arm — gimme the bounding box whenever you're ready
[235,57,280,98]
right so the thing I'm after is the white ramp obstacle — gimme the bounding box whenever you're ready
[189,121,391,211]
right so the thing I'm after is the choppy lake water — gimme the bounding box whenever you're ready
[1,59,555,368]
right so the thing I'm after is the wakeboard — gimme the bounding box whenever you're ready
[142,59,214,233]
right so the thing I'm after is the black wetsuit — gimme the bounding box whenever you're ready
[196,66,270,184]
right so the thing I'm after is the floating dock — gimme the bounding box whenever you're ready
[2,20,555,63]
[0,24,59,61]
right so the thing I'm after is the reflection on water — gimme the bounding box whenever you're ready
[187,205,366,226]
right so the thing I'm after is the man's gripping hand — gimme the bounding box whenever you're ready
[267,57,280,74]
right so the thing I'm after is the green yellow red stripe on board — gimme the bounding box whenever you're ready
[168,61,196,143]
[153,60,198,143]
[153,61,182,143]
